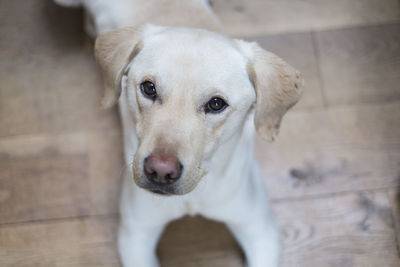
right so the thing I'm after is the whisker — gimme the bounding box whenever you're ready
[118,154,135,179]
[119,162,133,180]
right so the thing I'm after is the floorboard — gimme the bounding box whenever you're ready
[0,0,119,138]
[316,23,400,105]
[257,102,400,199]
[0,132,90,224]
[275,191,400,267]
[212,0,400,36]
[0,216,120,267]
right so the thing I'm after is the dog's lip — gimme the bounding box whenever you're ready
[149,189,169,195]
[137,183,175,196]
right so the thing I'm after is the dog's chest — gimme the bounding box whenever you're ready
[180,189,220,217]
[183,200,203,216]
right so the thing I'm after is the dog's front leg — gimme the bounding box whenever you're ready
[118,182,181,267]
[212,174,280,267]
[228,215,280,267]
[118,218,164,267]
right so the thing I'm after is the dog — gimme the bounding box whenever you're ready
[55,0,303,266]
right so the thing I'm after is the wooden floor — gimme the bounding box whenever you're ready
[0,0,399,266]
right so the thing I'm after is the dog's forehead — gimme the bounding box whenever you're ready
[142,29,240,63]
[133,26,252,98]
[144,27,234,51]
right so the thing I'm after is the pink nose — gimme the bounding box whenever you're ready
[144,153,182,184]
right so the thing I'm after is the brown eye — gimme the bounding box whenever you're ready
[140,81,157,100]
[205,97,228,113]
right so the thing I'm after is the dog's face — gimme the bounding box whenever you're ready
[126,28,256,195]
[95,25,303,195]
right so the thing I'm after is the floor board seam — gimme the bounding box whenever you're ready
[0,213,119,228]
[270,186,400,204]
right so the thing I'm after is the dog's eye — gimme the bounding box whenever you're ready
[140,81,157,100]
[205,97,228,113]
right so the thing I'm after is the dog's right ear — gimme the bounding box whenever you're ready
[95,26,143,108]
[235,40,303,142]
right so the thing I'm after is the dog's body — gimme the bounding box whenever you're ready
[55,1,303,266]
[55,0,222,37]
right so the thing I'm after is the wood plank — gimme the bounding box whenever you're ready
[316,23,400,105]
[0,0,119,138]
[0,132,90,224]
[88,130,124,215]
[246,32,324,109]
[256,102,400,199]
[388,190,400,256]
[274,191,400,267]
[212,0,400,36]
[0,130,128,223]
[0,216,120,267]
[1,192,398,267]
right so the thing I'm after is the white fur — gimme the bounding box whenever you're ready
[55,1,299,266]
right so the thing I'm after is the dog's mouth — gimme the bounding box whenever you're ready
[137,182,178,196]
[149,189,169,195]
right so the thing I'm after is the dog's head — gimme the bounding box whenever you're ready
[95,24,303,195]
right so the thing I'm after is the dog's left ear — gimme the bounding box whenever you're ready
[95,26,144,108]
[235,40,304,141]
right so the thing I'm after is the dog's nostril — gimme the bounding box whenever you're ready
[144,153,182,185]
[165,174,173,183]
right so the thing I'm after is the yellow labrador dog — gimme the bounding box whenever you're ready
[56,0,303,266]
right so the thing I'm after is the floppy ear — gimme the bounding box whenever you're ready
[236,40,304,141]
[94,26,143,108]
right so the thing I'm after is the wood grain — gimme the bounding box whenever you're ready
[0,133,90,224]
[275,191,400,267]
[212,0,400,36]
[388,190,400,256]
[316,23,400,105]
[0,216,120,267]
[88,129,123,215]
[0,0,119,138]
[256,102,400,199]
